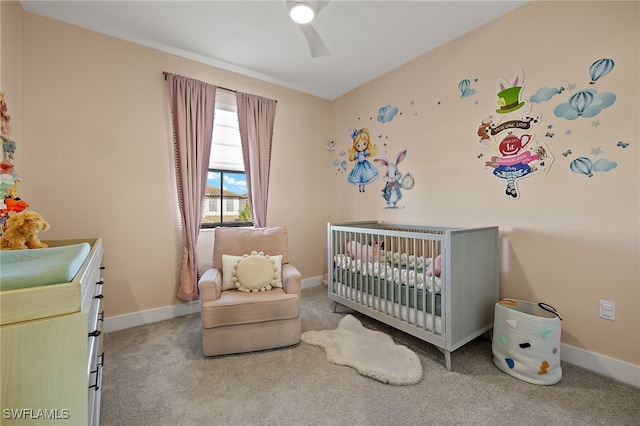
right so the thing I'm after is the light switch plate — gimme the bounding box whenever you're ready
[599,300,616,320]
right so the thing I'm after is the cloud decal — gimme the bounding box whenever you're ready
[554,89,616,120]
[592,158,617,172]
[529,87,562,103]
[377,105,399,123]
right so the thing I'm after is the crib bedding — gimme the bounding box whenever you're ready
[0,243,91,291]
[333,253,442,293]
[333,264,442,316]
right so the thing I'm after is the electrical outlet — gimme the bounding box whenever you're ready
[599,300,616,320]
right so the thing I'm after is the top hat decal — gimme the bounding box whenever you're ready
[496,70,525,114]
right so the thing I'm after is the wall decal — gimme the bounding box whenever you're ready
[495,70,525,114]
[347,128,378,192]
[554,89,616,120]
[377,105,399,123]
[570,156,617,178]
[545,58,625,179]
[589,58,615,85]
[332,158,347,174]
[529,86,565,103]
[475,70,554,199]
[459,79,477,98]
[566,138,623,178]
[374,150,412,209]
[554,59,616,121]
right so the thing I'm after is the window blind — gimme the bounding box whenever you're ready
[209,103,244,171]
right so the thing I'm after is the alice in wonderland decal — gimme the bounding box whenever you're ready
[334,98,415,208]
[476,70,554,199]
[374,150,413,209]
[346,128,378,192]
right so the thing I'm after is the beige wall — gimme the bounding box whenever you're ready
[3,1,638,367]
[331,1,639,365]
[17,12,333,317]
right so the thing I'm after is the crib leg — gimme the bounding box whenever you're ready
[444,350,452,372]
[331,301,337,313]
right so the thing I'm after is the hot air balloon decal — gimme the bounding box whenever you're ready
[459,79,470,97]
[570,157,593,177]
[589,58,615,85]
[569,90,594,116]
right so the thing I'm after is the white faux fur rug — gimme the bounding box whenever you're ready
[301,314,423,385]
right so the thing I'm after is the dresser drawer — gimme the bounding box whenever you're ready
[88,331,103,426]
[1,237,105,425]
[87,258,104,426]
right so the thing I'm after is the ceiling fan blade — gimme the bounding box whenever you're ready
[314,1,330,15]
[298,24,330,58]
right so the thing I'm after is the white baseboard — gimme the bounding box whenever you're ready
[103,277,638,388]
[301,275,324,290]
[103,299,201,333]
[561,343,639,388]
[103,276,324,333]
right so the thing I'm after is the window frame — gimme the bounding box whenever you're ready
[201,100,252,229]
[201,169,252,229]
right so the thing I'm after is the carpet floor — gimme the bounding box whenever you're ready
[101,285,639,426]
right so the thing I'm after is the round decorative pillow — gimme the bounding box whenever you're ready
[232,251,277,292]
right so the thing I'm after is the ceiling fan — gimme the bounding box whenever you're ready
[287,1,331,58]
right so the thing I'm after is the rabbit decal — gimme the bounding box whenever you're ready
[374,150,407,208]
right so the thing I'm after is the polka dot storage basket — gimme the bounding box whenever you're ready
[492,299,562,385]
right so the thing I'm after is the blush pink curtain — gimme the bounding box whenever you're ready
[236,92,277,228]
[167,73,217,302]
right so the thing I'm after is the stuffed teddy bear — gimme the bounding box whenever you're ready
[0,211,50,250]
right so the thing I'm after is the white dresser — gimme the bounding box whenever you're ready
[1,238,104,426]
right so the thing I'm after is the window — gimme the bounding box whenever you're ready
[201,101,252,228]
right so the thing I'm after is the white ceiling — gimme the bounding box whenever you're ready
[20,0,528,100]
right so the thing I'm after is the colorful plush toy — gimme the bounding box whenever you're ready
[0,210,49,250]
[426,254,442,277]
[3,196,29,213]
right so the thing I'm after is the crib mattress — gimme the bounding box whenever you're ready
[334,268,441,316]
[0,243,91,291]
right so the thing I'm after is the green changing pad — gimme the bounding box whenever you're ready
[0,243,91,291]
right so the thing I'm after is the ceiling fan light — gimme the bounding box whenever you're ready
[290,3,315,24]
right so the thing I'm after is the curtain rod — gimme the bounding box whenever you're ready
[162,71,236,94]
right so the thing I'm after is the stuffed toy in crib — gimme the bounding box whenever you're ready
[426,255,442,277]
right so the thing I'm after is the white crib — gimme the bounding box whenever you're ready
[327,221,499,371]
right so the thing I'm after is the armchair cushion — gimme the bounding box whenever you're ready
[222,253,283,290]
[201,289,299,329]
[221,254,243,290]
[233,251,277,292]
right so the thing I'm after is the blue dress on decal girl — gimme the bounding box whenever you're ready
[347,128,378,192]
